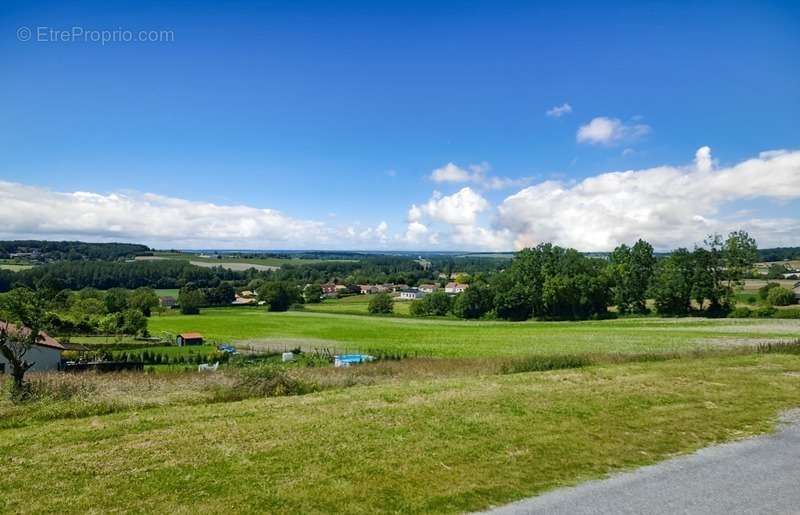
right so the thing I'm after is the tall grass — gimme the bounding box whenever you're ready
[5,339,800,429]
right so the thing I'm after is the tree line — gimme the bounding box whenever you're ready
[0,240,150,261]
[403,231,765,321]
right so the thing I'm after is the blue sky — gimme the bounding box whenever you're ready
[1,0,799,250]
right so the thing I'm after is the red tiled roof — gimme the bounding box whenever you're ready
[0,321,65,351]
[178,332,204,340]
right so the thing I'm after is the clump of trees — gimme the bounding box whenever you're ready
[399,230,762,321]
[651,231,758,316]
[409,291,452,316]
[257,282,300,312]
[368,293,394,314]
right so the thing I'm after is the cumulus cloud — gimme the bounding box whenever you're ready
[546,103,573,118]
[497,147,800,250]
[694,145,714,172]
[410,187,489,226]
[403,188,512,250]
[429,162,526,190]
[0,182,389,249]
[3,148,799,252]
[576,117,651,145]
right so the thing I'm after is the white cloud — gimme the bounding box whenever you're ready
[2,148,799,252]
[546,103,573,118]
[411,187,489,226]
[497,147,800,250]
[403,188,512,250]
[429,162,527,190]
[0,182,391,249]
[576,117,651,145]
[694,145,714,172]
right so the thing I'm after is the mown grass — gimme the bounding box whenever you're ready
[149,308,800,358]
[2,354,800,513]
[305,295,413,316]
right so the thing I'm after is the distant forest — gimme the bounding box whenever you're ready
[0,240,151,261]
[758,247,800,262]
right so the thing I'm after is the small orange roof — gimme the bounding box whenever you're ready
[178,332,204,339]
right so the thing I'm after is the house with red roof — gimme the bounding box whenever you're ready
[0,321,68,373]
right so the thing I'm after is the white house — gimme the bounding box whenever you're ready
[0,322,66,373]
[418,284,438,293]
[399,288,425,300]
[445,282,469,294]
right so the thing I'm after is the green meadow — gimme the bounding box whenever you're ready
[149,307,800,357]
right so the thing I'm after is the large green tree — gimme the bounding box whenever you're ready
[258,282,297,312]
[178,285,205,315]
[609,239,656,314]
[129,287,159,316]
[651,248,694,315]
[0,288,46,397]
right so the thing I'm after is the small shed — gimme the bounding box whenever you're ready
[176,332,204,346]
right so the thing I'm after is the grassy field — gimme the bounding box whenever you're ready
[148,307,800,358]
[3,354,800,513]
[0,262,33,271]
[305,295,413,316]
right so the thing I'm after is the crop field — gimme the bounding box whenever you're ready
[148,307,800,358]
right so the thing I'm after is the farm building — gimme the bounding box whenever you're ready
[0,321,67,373]
[399,288,425,300]
[445,282,469,294]
[159,296,177,308]
[176,332,204,346]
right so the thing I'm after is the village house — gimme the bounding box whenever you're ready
[399,288,426,300]
[232,295,257,305]
[360,284,379,294]
[321,283,338,295]
[445,282,469,294]
[159,296,177,309]
[418,284,438,293]
[0,322,68,373]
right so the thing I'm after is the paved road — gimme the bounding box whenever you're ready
[481,411,800,515]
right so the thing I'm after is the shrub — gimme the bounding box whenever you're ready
[368,293,394,314]
[500,355,592,374]
[773,309,800,319]
[758,282,781,300]
[235,365,318,397]
[728,306,751,318]
[752,306,778,318]
[766,287,796,306]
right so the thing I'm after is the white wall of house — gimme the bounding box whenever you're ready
[0,345,62,373]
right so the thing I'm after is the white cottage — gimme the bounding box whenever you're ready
[0,322,66,373]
